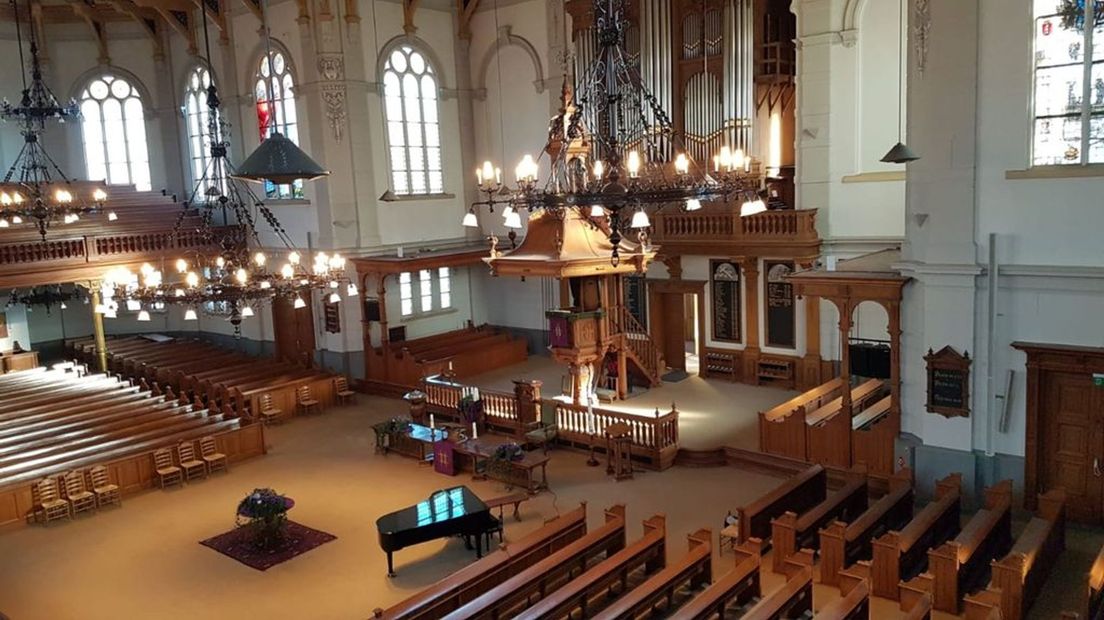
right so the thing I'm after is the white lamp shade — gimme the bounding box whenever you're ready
[328,292,340,303]
[240,306,255,318]
[346,283,359,296]
[740,198,768,217]
[685,198,702,212]
[126,299,141,312]
[462,211,479,227]
[630,209,651,229]
[504,210,523,229]
[184,308,198,321]
[137,310,151,322]
[293,296,307,309]
[589,205,605,217]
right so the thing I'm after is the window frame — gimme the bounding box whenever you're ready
[254,45,304,199]
[77,73,152,191]
[380,41,445,197]
[181,64,222,198]
[397,267,453,318]
[1031,2,1102,166]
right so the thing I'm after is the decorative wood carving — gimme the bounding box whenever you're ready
[915,0,931,76]
[925,346,971,418]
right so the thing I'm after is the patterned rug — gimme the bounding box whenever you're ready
[200,521,337,571]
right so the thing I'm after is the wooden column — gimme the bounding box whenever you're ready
[835,298,853,411]
[740,257,761,381]
[377,275,390,383]
[886,300,902,435]
[801,295,822,390]
[90,286,108,374]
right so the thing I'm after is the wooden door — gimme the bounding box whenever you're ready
[658,293,686,371]
[1040,371,1104,523]
[273,296,317,368]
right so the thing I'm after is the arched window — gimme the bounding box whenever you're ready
[79,74,151,191]
[383,44,443,196]
[182,65,221,196]
[255,48,302,199]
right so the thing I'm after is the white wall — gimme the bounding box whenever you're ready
[0,304,30,351]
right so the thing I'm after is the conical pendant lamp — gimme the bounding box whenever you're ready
[881,1,919,164]
[233,0,329,184]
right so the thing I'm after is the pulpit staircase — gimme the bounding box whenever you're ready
[615,307,664,388]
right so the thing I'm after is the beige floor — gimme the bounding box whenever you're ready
[467,355,798,451]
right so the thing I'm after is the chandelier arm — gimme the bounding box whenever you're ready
[34,140,73,184]
[11,0,27,92]
[3,140,30,183]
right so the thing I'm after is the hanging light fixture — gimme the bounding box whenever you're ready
[461,210,479,227]
[464,0,763,264]
[0,0,110,240]
[233,0,328,184]
[881,1,919,164]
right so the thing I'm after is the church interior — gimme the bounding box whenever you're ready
[1,0,1103,618]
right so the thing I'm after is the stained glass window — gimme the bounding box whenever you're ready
[1033,1,1103,165]
[79,74,151,191]
[255,49,303,198]
[382,44,444,196]
[182,65,223,198]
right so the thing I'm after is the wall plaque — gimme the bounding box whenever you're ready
[363,298,381,322]
[765,260,796,348]
[324,301,341,334]
[624,275,647,328]
[925,346,971,418]
[710,260,741,343]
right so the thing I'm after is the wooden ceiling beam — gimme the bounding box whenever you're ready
[188,0,225,35]
[69,1,111,64]
[456,0,478,39]
[238,0,262,22]
[106,0,164,58]
[402,0,419,34]
[156,6,196,54]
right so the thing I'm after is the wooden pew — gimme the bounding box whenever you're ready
[1077,541,1104,620]
[841,472,962,600]
[736,464,827,548]
[440,505,628,620]
[813,580,870,620]
[851,395,896,475]
[371,504,588,620]
[805,379,885,469]
[771,471,868,572]
[899,479,1014,613]
[592,528,713,620]
[514,515,668,619]
[964,488,1067,620]
[759,377,843,461]
[742,564,814,620]
[677,539,762,619]
[903,593,933,620]
[819,467,914,587]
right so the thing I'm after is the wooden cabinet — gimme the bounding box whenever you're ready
[0,351,38,374]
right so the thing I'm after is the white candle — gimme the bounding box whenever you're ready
[429,414,435,429]
[472,422,478,440]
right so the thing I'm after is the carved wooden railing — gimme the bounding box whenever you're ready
[650,208,818,246]
[422,379,524,429]
[0,227,230,273]
[613,307,663,381]
[552,400,679,469]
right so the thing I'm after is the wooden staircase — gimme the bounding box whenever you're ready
[615,307,664,387]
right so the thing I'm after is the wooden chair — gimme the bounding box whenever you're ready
[153,448,183,488]
[63,470,97,517]
[199,436,228,474]
[33,477,71,525]
[334,376,356,405]
[297,385,321,415]
[88,465,121,509]
[177,441,208,481]
[258,393,282,425]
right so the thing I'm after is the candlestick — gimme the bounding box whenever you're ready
[429,413,435,429]
[472,422,478,440]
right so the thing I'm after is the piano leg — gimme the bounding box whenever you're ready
[476,531,483,558]
[386,551,396,578]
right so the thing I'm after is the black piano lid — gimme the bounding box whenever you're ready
[376,486,489,534]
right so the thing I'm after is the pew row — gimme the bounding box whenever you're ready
[592,528,713,619]
[964,488,1067,620]
[840,472,962,600]
[771,469,868,572]
[813,580,870,620]
[365,324,528,389]
[676,539,762,619]
[899,479,1014,614]
[742,559,814,620]
[736,463,826,548]
[371,504,588,620]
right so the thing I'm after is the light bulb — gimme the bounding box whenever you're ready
[241,306,255,318]
[0,219,8,228]
[281,264,294,279]
[107,211,118,221]
[347,283,358,296]
[329,292,340,303]
[254,252,266,266]
[593,160,605,179]
[674,153,690,175]
[515,154,538,183]
[12,192,23,204]
[185,272,200,288]
[590,205,605,217]
[504,210,522,229]
[175,289,185,297]
[462,211,478,227]
[11,216,21,224]
[293,296,306,309]
[61,302,67,310]
[140,263,154,276]
[329,280,339,289]
[137,310,151,322]
[630,209,650,229]
[0,192,10,206]
[288,251,301,265]
[685,198,702,212]
[126,299,141,312]
[260,281,272,290]
[215,256,225,268]
[93,188,107,202]
[235,268,248,285]
[479,161,495,186]
[175,259,188,273]
[184,308,198,321]
[719,145,733,171]
[627,151,641,178]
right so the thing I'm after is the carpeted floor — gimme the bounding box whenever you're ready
[200,520,337,571]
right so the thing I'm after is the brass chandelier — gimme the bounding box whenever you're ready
[0,0,113,240]
[464,0,765,265]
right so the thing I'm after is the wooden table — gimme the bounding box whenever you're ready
[380,423,450,464]
[455,437,550,495]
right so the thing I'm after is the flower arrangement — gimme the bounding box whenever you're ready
[377,416,413,436]
[1057,0,1104,31]
[458,394,484,426]
[492,442,526,462]
[236,488,293,549]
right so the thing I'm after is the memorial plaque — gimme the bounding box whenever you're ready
[925,346,971,418]
[711,261,741,343]
[624,275,647,327]
[765,261,796,348]
[324,301,341,334]
[363,298,381,322]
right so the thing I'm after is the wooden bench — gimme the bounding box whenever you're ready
[903,593,932,620]
[964,488,1067,620]
[371,504,588,620]
[819,467,914,587]
[1067,539,1104,620]
[805,379,886,469]
[736,463,827,548]
[899,479,1014,613]
[851,395,897,475]
[742,564,814,620]
[841,472,962,600]
[813,580,870,620]
[483,492,530,522]
[771,471,868,572]
[677,539,762,619]
[440,505,628,620]
[759,377,844,461]
[516,515,668,619]
[592,528,712,620]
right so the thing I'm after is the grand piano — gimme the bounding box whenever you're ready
[376,485,497,577]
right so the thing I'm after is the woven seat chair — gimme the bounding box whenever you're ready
[177,441,208,481]
[62,471,97,517]
[297,385,321,416]
[258,393,282,425]
[199,436,228,474]
[153,448,183,488]
[334,376,356,405]
[88,465,121,509]
[33,477,70,525]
